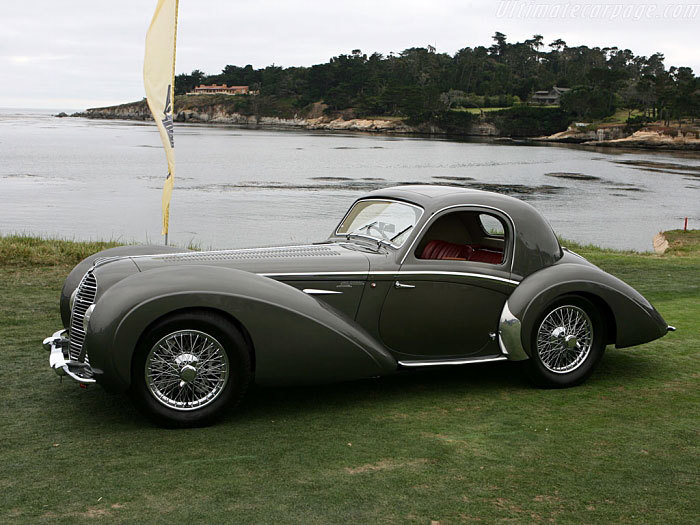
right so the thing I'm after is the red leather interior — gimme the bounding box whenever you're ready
[470,248,503,264]
[420,240,502,264]
[420,240,473,260]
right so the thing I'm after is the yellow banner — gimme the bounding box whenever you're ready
[144,0,179,236]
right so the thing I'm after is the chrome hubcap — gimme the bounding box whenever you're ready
[179,364,197,383]
[536,305,593,374]
[145,330,229,411]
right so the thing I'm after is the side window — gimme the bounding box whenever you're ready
[415,210,507,265]
[479,214,504,237]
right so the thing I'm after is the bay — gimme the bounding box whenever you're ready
[1,108,698,251]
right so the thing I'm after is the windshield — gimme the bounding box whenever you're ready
[336,199,423,247]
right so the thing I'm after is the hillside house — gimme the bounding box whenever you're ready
[531,86,570,105]
[188,84,250,95]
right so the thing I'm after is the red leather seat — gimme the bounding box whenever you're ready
[470,248,503,264]
[420,240,473,260]
[420,240,503,264]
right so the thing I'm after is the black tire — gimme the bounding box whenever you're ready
[131,310,251,427]
[525,295,605,388]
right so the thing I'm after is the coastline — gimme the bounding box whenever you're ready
[71,106,432,135]
[532,126,700,151]
[68,100,700,151]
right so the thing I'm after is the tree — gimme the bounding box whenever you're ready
[174,69,206,95]
[560,86,616,120]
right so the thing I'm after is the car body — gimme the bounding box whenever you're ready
[43,185,673,426]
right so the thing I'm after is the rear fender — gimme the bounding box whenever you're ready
[500,263,668,358]
[85,266,397,392]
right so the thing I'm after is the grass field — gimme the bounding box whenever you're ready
[453,107,510,114]
[1,233,698,523]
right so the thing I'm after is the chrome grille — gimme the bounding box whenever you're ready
[69,271,97,362]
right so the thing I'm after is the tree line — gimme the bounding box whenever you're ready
[175,33,700,126]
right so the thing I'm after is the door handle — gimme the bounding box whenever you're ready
[394,281,415,289]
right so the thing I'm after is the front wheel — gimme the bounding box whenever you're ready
[526,295,605,388]
[131,311,251,427]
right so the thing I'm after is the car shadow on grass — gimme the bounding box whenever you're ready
[227,349,659,424]
[64,349,659,428]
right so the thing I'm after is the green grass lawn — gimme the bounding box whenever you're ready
[599,108,645,125]
[1,233,698,523]
[453,107,510,114]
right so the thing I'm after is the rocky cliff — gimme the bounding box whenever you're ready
[72,98,500,136]
[73,100,427,134]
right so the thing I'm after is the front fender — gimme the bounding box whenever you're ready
[60,244,186,327]
[500,263,668,358]
[85,265,397,392]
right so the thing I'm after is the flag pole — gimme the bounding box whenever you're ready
[143,0,179,247]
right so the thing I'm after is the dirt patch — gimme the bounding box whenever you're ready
[345,458,428,474]
[78,507,112,518]
[545,172,600,181]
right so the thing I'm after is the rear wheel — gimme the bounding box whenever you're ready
[526,295,605,388]
[131,311,251,427]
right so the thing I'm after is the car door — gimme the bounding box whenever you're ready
[378,207,516,359]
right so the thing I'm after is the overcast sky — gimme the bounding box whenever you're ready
[1,0,698,109]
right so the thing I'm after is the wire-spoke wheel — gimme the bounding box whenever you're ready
[536,305,593,374]
[132,311,251,427]
[146,330,230,411]
[527,295,605,388]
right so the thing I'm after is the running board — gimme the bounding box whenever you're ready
[398,355,508,368]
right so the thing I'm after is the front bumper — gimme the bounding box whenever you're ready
[42,329,96,384]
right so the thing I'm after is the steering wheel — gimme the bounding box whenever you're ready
[365,222,391,240]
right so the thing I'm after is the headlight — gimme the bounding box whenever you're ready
[83,304,95,332]
[69,289,78,311]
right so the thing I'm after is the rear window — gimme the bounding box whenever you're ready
[479,214,505,237]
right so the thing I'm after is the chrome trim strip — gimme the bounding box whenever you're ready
[398,355,508,367]
[43,329,97,384]
[667,325,676,332]
[380,270,518,286]
[497,301,529,361]
[399,204,517,273]
[302,288,344,295]
[260,270,519,286]
[261,271,368,278]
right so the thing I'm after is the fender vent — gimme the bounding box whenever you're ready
[153,245,340,262]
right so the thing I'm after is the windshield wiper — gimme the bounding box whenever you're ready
[390,225,413,242]
[352,221,377,235]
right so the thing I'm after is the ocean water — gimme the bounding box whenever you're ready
[1,108,698,251]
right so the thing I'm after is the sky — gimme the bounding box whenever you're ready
[1,0,698,110]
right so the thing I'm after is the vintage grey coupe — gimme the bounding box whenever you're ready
[43,186,673,426]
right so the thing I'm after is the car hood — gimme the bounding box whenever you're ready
[126,243,371,277]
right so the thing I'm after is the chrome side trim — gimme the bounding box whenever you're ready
[302,288,343,295]
[382,270,518,286]
[398,355,508,367]
[43,329,96,384]
[498,301,529,361]
[260,270,519,286]
[667,325,676,332]
[261,271,368,278]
